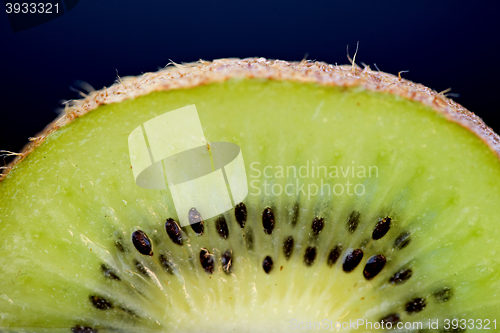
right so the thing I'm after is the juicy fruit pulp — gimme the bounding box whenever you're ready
[1,77,500,332]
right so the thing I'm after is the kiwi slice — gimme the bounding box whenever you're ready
[1,58,500,332]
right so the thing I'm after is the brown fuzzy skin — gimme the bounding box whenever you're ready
[1,57,499,181]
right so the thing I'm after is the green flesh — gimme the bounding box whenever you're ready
[1,79,500,332]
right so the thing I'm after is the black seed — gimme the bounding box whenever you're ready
[165,218,183,246]
[134,259,149,277]
[390,268,413,285]
[72,326,98,333]
[291,202,299,227]
[159,254,174,274]
[394,231,411,249]
[101,264,120,281]
[372,217,391,240]
[304,247,317,266]
[282,236,294,260]
[262,256,273,274]
[115,240,125,253]
[262,207,275,234]
[380,313,400,325]
[190,222,204,235]
[199,248,214,274]
[405,298,426,314]
[216,215,229,239]
[327,245,342,267]
[311,217,324,236]
[89,295,113,310]
[433,287,454,303]
[347,211,360,233]
[221,250,233,274]
[343,249,363,272]
[245,229,254,250]
[131,230,153,256]
[234,202,247,228]
[363,255,386,280]
[189,208,204,235]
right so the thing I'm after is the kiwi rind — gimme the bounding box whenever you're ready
[2,58,499,181]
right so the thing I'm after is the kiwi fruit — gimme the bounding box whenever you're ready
[1,58,500,332]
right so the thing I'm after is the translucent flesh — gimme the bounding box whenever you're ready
[1,79,500,332]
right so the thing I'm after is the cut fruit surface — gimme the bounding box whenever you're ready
[1,59,500,332]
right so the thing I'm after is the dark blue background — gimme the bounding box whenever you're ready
[1,0,499,165]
